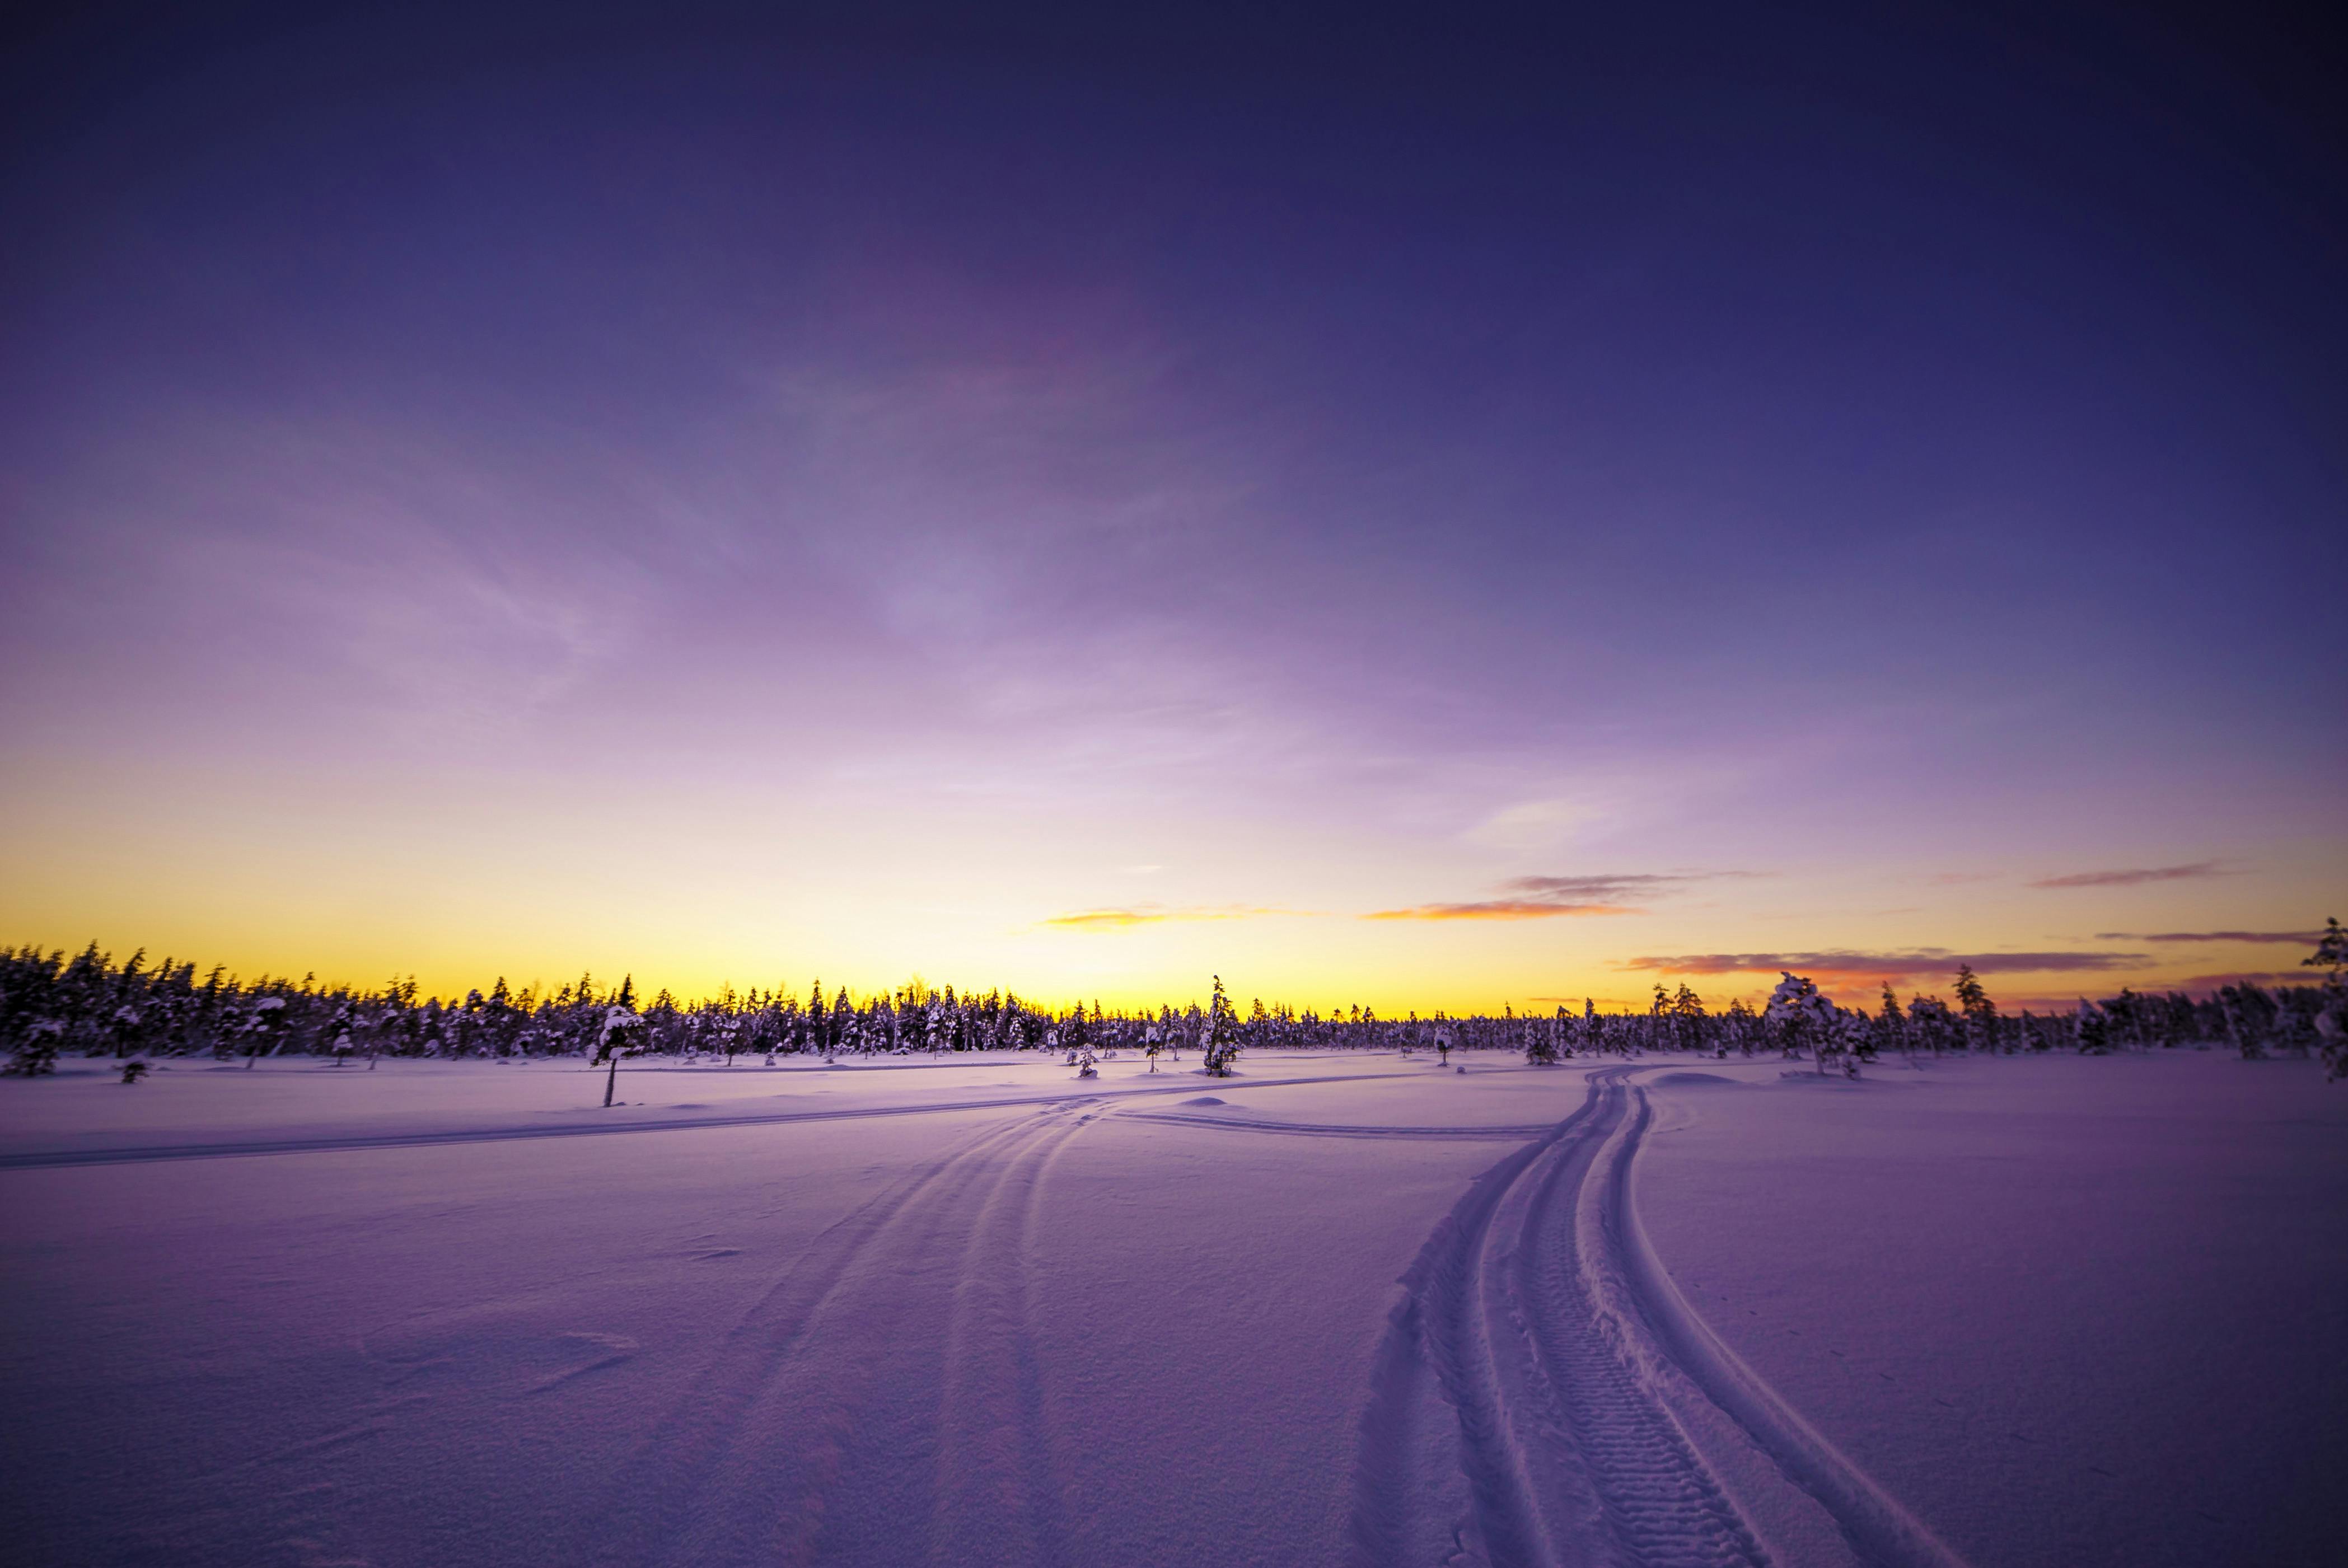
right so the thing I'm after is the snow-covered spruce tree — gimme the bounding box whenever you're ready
[1201,976,1240,1076]
[2074,998,2111,1055]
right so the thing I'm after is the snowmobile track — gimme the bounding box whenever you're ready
[1350,1068,1971,1568]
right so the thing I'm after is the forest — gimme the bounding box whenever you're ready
[6,923,2343,1080]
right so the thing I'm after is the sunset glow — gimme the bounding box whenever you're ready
[1,5,2337,1015]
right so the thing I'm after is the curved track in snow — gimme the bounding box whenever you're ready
[1350,1068,1971,1568]
[572,1101,1098,1568]
[0,1070,1412,1169]
[1120,1111,1559,1140]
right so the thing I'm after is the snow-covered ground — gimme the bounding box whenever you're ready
[1,1050,2340,1566]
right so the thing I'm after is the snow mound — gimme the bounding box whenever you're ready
[1652,1072,1740,1089]
[1182,1096,1227,1107]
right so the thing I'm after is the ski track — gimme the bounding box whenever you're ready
[1351,1068,1971,1568]
[568,1102,1097,1567]
[0,1070,1414,1169]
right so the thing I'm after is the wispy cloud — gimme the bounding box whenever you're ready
[1462,799,1595,853]
[1366,900,1641,921]
[1366,870,1753,921]
[2174,971,2326,990]
[2097,930,2320,944]
[1621,949,2150,981]
[2029,862,2226,889]
[1042,905,1288,930]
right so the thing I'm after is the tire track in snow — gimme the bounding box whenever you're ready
[1351,1069,1971,1568]
[572,1102,1096,1567]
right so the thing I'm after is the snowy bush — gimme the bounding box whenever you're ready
[6,1018,63,1076]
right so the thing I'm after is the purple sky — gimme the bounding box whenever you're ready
[2,3,2341,1007]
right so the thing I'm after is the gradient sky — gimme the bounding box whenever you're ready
[3,2,2341,1010]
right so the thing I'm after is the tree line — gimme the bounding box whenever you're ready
[3,920,2341,1080]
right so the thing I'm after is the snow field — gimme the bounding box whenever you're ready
[1,1050,2341,1566]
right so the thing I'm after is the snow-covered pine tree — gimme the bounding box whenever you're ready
[244,995,287,1067]
[1953,965,1997,1050]
[1672,984,1709,1055]
[1906,995,1954,1054]
[598,1004,645,1106]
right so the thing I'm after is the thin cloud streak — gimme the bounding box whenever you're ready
[2029,862,2226,888]
[1365,900,1641,921]
[1042,905,1292,930]
[2098,930,2321,944]
[1368,869,1756,921]
[2175,971,2328,989]
[1622,949,2151,980]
